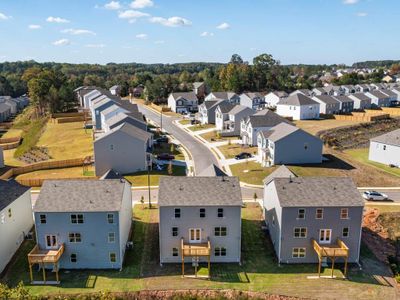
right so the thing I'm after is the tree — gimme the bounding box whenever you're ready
[230,54,244,65]
[27,77,51,116]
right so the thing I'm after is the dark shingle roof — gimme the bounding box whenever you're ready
[263,165,296,185]
[367,90,390,98]
[246,110,292,128]
[158,177,242,206]
[278,94,319,106]
[371,129,400,147]
[0,180,30,211]
[216,101,235,113]
[272,177,364,207]
[350,93,371,102]
[171,92,198,102]
[96,122,152,142]
[313,95,340,105]
[34,179,129,212]
[333,95,354,103]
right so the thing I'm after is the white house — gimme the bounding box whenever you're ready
[0,180,33,273]
[109,85,121,96]
[82,89,102,109]
[205,92,240,105]
[311,88,327,96]
[369,129,400,167]
[214,102,235,131]
[217,105,254,136]
[240,93,265,110]
[264,91,288,108]
[276,94,320,120]
[290,89,312,97]
[198,100,224,124]
[167,92,198,114]
[100,104,129,131]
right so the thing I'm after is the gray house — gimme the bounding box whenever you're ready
[31,179,132,272]
[205,92,240,105]
[240,92,265,110]
[355,84,370,93]
[198,100,225,124]
[348,93,372,110]
[158,176,242,268]
[104,112,147,133]
[311,88,328,96]
[94,122,152,176]
[257,123,323,167]
[218,105,255,136]
[369,129,400,167]
[0,146,4,168]
[312,95,340,115]
[0,103,11,122]
[263,177,364,265]
[332,96,354,113]
[365,90,392,107]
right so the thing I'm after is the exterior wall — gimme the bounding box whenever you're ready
[159,206,241,264]
[5,100,17,114]
[118,182,133,263]
[369,141,400,167]
[100,107,128,130]
[279,206,363,263]
[167,95,177,112]
[240,95,253,109]
[83,91,101,109]
[277,104,320,120]
[312,98,340,115]
[264,94,280,107]
[94,101,115,130]
[241,122,273,146]
[0,190,33,273]
[94,131,147,176]
[34,211,123,269]
[215,108,229,131]
[0,147,4,168]
[348,95,371,110]
[366,94,391,107]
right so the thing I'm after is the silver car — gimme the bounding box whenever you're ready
[362,191,389,201]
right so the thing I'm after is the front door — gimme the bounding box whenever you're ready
[319,229,332,244]
[189,228,201,243]
[45,234,58,249]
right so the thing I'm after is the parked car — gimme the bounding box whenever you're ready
[155,136,169,144]
[362,191,389,201]
[235,152,252,160]
[157,153,175,161]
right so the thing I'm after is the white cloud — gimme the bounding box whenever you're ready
[47,16,70,23]
[85,44,106,48]
[52,38,70,46]
[216,22,230,30]
[154,40,165,44]
[200,31,214,37]
[130,0,154,9]
[118,10,150,20]
[28,24,42,30]
[356,12,368,17]
[104,1,121,10]
[343,0,359,4]
[136,33,148,39]
[62,28,96,35]
[150,16,192,27]
[0,12,11,20]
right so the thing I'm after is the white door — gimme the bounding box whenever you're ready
[45,234,58,249]
[189,228,201,243]
[319,229,332,244]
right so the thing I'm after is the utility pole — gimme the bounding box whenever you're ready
[147,154,152,208]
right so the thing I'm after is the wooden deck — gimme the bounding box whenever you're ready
[28,244,64,284]
[181,239,211,278]
[312,239,349,278]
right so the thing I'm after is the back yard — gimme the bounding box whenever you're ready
[294,119,367,135]
[2,204,396,299]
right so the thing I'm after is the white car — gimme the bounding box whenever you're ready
[362,191,389,201]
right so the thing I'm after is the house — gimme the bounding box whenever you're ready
[264,91,288,108]
[290,89,312,97]
[94,122,152,176]
[198,100,224,124]
[198,164,227,177]
[218,105,254,136]
[263,177,364,265]
[392,87,400,100]
[104,112,147,133]
[312,95,340,115]
[355,84,370,93]
[311,88,327,96]
[100,104,129,131]
[323,85,343,96]
[3,99,18,115]
[240,93,265,110]
[131,86,144,98]
[158,176,242,267]
[0,180,33,273]
[109,85,121,96]
[276,94,320,120]
[369,129,400,167]
[240,109,292,146]
[262,165,296,186]
[92,97,117,130]
[348,93,372,110]
[341,85,356,95]
[168,92,198,114]
[74,86,97,107]
[382,75,395,83]
[332,96,354,113]
[365,90,392,107]
[30,179,132,275]
[370,83,386,90]
[0,146,4,168]
[205,92,240,105]
[193,82,207,99]
[214,102,235,131]
[380,90,399,105]
[257,123,323,167]
[0,103,11,122]
[82,89,103,109]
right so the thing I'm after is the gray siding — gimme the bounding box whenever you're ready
[263,182,282,258]
[93,101,115,130]
[119,182,133,262]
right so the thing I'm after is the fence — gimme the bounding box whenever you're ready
[16,176,98,187]
[333,113,390,122]
[0,140,20,150]
[51,116,87,124]
[149,103,171,113]
[380,107,400,116]
[51,112,84,118]
[0,136,20,144]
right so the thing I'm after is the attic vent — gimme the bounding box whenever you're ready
[105,190,110,193]
[289,175,293,183]
[179,186,183,191]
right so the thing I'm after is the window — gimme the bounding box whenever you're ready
[304,143,308,150]
[292,248,306,258]
[189,228,201,243]
[217,208,224,218]
[108,232,116,243]
[70,253,77,263]
[340,208,349,219]
[297,209,305,219]
[215,247,227,256]
[383,145,386,150]
[316,208,323,220]
[45,235,57,249]
[39,214,47,224]
[199,208,206,218]
[107,213,114,224]
[293,227,307,238]
[174,208,181,218]
[8,208,12,218]
[172,248,179,257]
[71,214,84,224]
[342,227,349,238]
[215,227,227,237]
[69,233,82,243]
[172,227,178,237]
[109,253,117,263]
[319,229,332,244]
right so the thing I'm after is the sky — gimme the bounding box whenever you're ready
[0,0,399,65]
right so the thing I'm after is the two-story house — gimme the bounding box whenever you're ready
[355,84,370,93]
[276,94,320,120]
[205,92,240,105]
[218,105,254,137]
[369,129,400,167]
[290,89,312,97]
[158,176,242,277]
[240,93,265,110]
[167,92,199,114]
[348,93,372,110]
[341,85,356,95]
[214,102,235,131]
[29,179,132,283]
[365,90,392,107]
[263,176,364,274]
[264,91,288,108]
[198,100,227,125]
[332,96,354,113]
[312,95,340,115]
[257,123,323,167]
[104,112,147,133]
[311,88,328,97]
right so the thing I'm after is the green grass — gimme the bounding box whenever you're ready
[230,161,278,185]
[218,144,258,159]
[178,119,191,125]
[199,131,237,142]
[14,117,48,158]
[15,166,96,180]
[124,165,186,186]
[345,148,400,177]
[152,142,185,161]
[2,204,394,299]
[187,124,215,132]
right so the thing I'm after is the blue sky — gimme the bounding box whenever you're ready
[0,0,399,65]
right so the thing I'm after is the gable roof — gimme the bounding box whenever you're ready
[106,112,146,128]
[208,92,238,100]
[228,105,254,116]
[201,100,219,110]
[198,164,228,177]
[349,93,371,102]
[33,179,129,212]
[171,92,198,102]
[271,177,364,207]
[259,122,301,142]
[193,82,205,89]
[216,101,235,113]
[313,95,340,105]
[0,180,30,211]
[243,92,263,100]
[333,95,354,103]
[96,122,152,143]
[0,103,10,113]
[271,91,289,98]
[367,90,390,98]
[278,94,319,106]
[246,109,292,128]
[380,90,397,98]
[371,129,400,147]
[263,165,296,185]
[158,176,242,207]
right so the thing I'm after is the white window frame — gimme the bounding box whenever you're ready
[189,228,201,243]
[108,232,116,243]
[342,227,350,238]
[45,234,58,249]
[297,209,305,220]
[292,247,306,258]
[340,208,349,219]
[68,232,82,243]
[316,208,324,220]
[293,227,307,238]
[172,247,179,257]
[39,214,47,224]
[319,229,332,244]
[70,213,84,224]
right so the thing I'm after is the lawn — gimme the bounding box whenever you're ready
[294,119,367,135]
[15,166,95,180]
[187,124,215,132]
[178,119,191,125]
[365,203,400,214]
[345,148,400,177]
[2,203,395,299]
[199,131,238,142]
[218,143,258,159]
[152,142,185,161]
[36,121,93,160]
[124,165,187,186]
[1,128,23,139]
[2,149,26,167]
[230,161,278,185]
